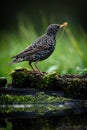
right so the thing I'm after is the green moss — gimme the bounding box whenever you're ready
[10,68,33,88]
[62,77,87,98]
[41,71,59,89]
[0,93,71,105]
[10,68,59,89]
[10,68,47,88]
[10,68,87,99]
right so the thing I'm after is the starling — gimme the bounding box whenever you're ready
[11,22,67,73]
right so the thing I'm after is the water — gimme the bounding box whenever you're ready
[0,103,87,130]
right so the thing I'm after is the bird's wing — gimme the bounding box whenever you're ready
[12,35,51,58]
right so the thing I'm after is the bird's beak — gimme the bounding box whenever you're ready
[59,22,68,29]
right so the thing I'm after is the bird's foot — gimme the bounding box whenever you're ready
[32,70,47,76]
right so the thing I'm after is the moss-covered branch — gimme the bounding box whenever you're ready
[9,68,87,99]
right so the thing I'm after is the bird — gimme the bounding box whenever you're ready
[11,22,67,73]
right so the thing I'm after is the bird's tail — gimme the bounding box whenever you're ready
[9,56,24,65]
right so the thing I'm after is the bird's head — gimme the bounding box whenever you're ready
[46,22,68,37]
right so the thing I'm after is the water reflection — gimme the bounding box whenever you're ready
[0,104,87,130]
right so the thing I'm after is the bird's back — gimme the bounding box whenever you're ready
[12,34,56,63]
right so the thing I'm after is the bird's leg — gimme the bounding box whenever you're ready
[34,61,41,73]
[29,61,35,71]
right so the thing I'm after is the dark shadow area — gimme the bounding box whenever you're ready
[0,107,87,130]
[0,0,87,32]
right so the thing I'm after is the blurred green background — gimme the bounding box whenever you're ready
[0,0,87,81]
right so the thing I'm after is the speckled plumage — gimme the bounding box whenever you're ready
[11,22,67,72]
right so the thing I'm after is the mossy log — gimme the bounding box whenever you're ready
[10,68,87,99]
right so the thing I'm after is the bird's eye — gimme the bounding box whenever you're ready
[50,28,53,31]
[57,26,60,29]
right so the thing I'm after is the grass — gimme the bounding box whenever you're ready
[0,17,87,81]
